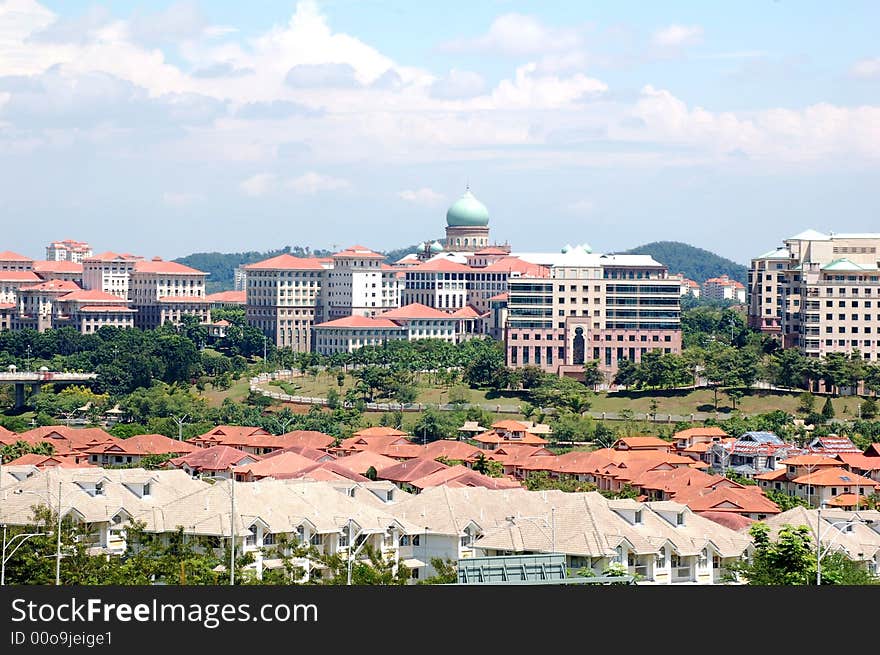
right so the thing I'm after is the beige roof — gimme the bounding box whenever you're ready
[134,478,416,537]
[389,487,751,559]
[0,467,208,526]
[762,507,880,561]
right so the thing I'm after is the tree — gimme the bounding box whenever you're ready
[417,558,458,584]
[727,389,744,411]
[821,396,835,420]
[798,392,816,414]
[860,397,878,420]
[731,523,816,585]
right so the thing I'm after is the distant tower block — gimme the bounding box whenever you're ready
[445,187,490,250]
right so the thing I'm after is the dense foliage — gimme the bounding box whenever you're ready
[622,241,747,285]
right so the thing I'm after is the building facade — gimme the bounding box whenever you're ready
[244,254,329,351]
[46,240,92,263]
[505,247,682,377]
[325,245,401,319]
[748,230,880,360]
[129,258,210,330]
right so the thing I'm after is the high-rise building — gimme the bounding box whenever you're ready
[46,239,92,262]
[243,254,330,351]
[702,275,745,303]
[129,258,210,329]
[505,245,682,378]
[82,252,142,299]
[325,245,401,319]
[748,230,880,360]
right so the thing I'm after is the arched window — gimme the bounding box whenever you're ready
[573,327,585,364]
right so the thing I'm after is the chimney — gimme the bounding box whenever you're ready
[152,256,162,262]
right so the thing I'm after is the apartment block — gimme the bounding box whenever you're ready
[244,253,329,351]
[46,239,92,262]
[505,247,682,377]
[129,258,210,330]
[748,230,880,360]
[82,252,142,299]
[702,275,745,303]
[325,245,401,319]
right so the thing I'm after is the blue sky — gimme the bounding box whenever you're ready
[3,0,880,264]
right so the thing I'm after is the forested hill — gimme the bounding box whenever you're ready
[177,244,428,292]
[620,241,748,285]
[174,246,332,293]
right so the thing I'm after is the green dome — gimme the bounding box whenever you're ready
[446,189,489,227]
[430,241,444,253]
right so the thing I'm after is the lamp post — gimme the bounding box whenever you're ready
[172,414,189,441]
[2,524,48,585]
[201,470,236,585]
[14,480,64,585]
[25,345,31,372]
[815,506,864,585]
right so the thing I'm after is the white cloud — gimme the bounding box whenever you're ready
[850,57,880,79]
[487,63,607,109]
[285,62,359,88]
[287,171,350,194]
[397,188,445,206]
[239,173,276,197]
[128,2,207,45]
[652,25,703,47]
[430,69,485,100]
[441,13,581,56]
[162,191,201,207]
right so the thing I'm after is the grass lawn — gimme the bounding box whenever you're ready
[249,371,861,420]
[199,376,253,408]
[590,387,853,418]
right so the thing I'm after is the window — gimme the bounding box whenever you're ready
[411,568,420,579]
[676,512,685,525]
[634,510,642,524]
[95,482,105,496]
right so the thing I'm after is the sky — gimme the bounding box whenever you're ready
[1,1,879,264]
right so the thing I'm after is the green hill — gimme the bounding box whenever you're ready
[174,246,332,293]
[620,241,747,285]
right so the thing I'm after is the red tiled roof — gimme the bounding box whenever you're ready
[778,454,839,466]
[0,271,41,281]
[332,245,385,259]
[289,460,370,483]
[488,292,508,301]
[205,291,246,304]
[78,306,136,312]
[4,453,93,468]
[473,247,510,255]
[242,254,326,271]
[378,303,453,320]
[85,252,142,262]
[674,427,728,439]
[133,259,205,275]
[491,420,528,431]
[482,257,550,277]
[333,451,399,475]
[276,430,336,450]
[614,436,673,450]
[791,466,878,487]
[0,251,32,261]
[409,465,522,490]
[32,261,83,273]
[696,511,756,531]
[451,306,482,319]
[19,280,81,293]
[0,303,14,310]
[377,457,448,483]
[351,427,408,438]
[836,453,880,471]
[169,445,256,471]
[87,433,199,456]
[17,426,118,451]
[422,440,483,462]
[58,289,127,302]
[315,315,401,329]
[233,451,317,479]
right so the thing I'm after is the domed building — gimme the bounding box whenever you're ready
[445,187,491,250]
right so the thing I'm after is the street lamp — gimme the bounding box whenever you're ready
[200,469,236,585]
[14,480,65,586]
[2,524,48,585]
[815,506,864,585]
[25,345,31,372]
[172,414,189,441]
